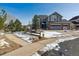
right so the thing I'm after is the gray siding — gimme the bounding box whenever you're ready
[48,14,62,22]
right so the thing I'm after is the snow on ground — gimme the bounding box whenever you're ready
[39,41,60,53]
[74,30,79,32]
[0,39,10,48]
[14,31,78,56]
[58,36,78,43]
[41,31,62,38]
[0,32,5,36]
[13,32,27,38]
[32,52,41,56]
[21,37,33,43]
[14,32,34,43]
[39,36,78,55]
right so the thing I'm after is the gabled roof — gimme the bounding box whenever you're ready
[49,12,63,17]
[38,15,48,18]
[38,15,48,20]
[70,16,79,21]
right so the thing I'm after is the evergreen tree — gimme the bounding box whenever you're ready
[6,19,22,32]
[32,15,40,30]
[13,19,22,31]
[0,16,6,30]
[7,20,14,32]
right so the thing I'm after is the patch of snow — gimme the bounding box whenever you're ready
[14,32,27,38]
[54,45,60,51]
[0,39,10,47]
[32,52,40,56]
[14,32,35,43]
[27,32,40,36]
[58,36,78,43]
[75,30,79,32]
[39,36,78,54]
[41,31,62,38]
[40,42,60,53]
[21,37,33,43]
[0,32,4,36]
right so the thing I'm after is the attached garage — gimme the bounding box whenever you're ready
[49,25,69,30]
[49,25,62,30]
[48,21,71,30]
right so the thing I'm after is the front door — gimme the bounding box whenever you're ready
[41,22,47,29]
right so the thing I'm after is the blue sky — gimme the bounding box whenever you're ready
[0,3,79,25]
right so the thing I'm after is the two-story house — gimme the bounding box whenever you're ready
[70,16,79,30]
[48,12,71,30]
[32,12,73,30]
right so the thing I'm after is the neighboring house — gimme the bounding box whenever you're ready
[38,15,48,29]
[33,12,73,30]
[70,16,79,30]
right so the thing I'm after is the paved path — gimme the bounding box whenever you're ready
[3,34,56,56]
[4,34,28,46]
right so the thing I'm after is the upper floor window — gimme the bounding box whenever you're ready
[51,15,57,21]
